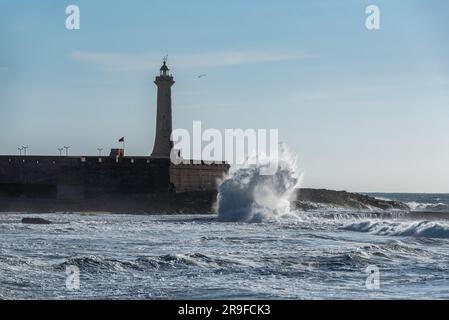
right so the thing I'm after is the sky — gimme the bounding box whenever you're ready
[0,0,449,193]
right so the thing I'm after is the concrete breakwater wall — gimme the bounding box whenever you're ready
[0,156,229,199]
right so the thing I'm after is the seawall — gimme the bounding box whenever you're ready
[0,156,229,198]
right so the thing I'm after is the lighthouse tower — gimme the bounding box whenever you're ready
[151,59,175,159]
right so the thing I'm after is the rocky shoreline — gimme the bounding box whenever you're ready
[295,188,409,211]
[0,188,408,214]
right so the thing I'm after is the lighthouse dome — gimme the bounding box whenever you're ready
[160,61,169,72]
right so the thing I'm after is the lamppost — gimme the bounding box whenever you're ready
[57,148,64,156]
[18,147,23,156]
[97,148,103,157]
[63,146,71,156]
[21,146,29,156]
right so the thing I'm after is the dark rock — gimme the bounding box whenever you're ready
[2,188,408,214]
[21,217,53,224]
[295,189,409,210]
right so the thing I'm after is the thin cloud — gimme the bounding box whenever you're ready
[0,66,9,72]
[69,50,317,71]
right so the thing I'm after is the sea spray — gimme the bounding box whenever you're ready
[217,144,301,222]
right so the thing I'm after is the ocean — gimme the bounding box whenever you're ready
[1,192,449,300]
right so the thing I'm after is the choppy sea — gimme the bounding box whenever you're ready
[1,193,449,300]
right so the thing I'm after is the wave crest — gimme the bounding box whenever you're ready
[343,220,449,239]
[406,202,449,211]
[54,253,243,273]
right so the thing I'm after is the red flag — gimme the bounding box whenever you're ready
[118,137,124,142]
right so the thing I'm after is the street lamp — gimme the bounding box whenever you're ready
[97,148,103,157]
[63,146,71,156]
[18,147,23,156]
[57,148,64,156]
[21,146,29,156]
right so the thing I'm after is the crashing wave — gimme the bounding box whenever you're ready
[217,144,301,222]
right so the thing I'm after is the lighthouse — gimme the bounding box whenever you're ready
[151,59,175,159]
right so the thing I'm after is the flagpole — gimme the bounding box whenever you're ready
[118,137,125,157]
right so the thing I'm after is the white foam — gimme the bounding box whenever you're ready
[406,202,449,211]
[217,144,301,222]
[343,220,449,239]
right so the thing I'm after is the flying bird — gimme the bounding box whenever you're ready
[197,74,207,79]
